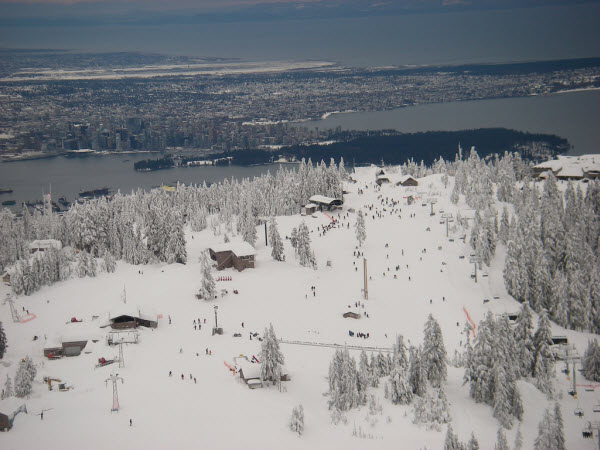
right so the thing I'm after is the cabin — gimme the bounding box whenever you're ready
[28,239,62,254]
[0,402,27,432]
[108,307,158,330]
[43,323,100,358]
[308,195,343,211]
[237,360,263,389]
[396,175,419,187]
[301,203,318,216]
[209,242,256,272]
[343,312,361,319]
[376,174,391,185]
[532,155,600,181]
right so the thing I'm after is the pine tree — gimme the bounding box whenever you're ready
[268,217,285,262]
[358,350,371,403]
[104,250,117,273]
[14,356,35,398]
[493,364,513,429]
[552,402,565,450]
[498,206,510,245]
[0,321,6,359]
[259,323,285,385]
[198,253,216,300]
[514,302,534,377]
[409,346,427,397]
[2,374,13,399]
[513,424,523,450]
[534,408,553,450]
[354,209,367,247]
[495,428,509,450]
[467,432,480,450]
[532,309,554,393]
[296,221,316,268]
[289,404,304,436]
[582,339,600,381]
[444,424,461,450]
[422,314,447,388]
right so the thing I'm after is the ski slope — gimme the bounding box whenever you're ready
[1,166,599,450]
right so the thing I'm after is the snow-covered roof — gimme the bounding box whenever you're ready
[209,241,255,257]
[309,195,342,205]
[398,175,417,184]
[304,203,318,208]
[110,305,157,323]
[533,154,600,178]
[28,239,62,251]
[44,322,100,347]
[238,360,261,379]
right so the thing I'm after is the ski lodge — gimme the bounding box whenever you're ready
[532,154,600,181]
[28,239,62,255]
[108,307,158,330]
[43,323,100,358]
[209,242,256,271]
[308,195,343,211]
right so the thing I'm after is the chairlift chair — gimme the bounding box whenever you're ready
[574,407,584,417]
[593,401,600,413]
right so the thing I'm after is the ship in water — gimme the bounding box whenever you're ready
[79,187,111,199]
[2,199,16,206]
[0,187,13,194]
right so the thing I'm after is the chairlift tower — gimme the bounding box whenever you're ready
[441,213,454,238]
[4,295,20,323]
[468,255,483,283]
[363,258,368,301]
[118,342,125,368]
[427,198,438,216]
[105,373,124,412]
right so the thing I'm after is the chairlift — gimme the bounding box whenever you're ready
[593,401,600,413]
[574,407,584,417]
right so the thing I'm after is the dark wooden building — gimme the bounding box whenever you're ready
[209,242,256,272]
[109,309,158,330]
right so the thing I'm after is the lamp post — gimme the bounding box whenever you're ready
[214,305,218,329]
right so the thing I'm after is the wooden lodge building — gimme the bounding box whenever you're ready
[209,242,256,272]
[108,307,158,330]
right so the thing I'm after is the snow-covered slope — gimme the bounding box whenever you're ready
[1,167,598,450]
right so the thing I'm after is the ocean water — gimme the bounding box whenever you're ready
[1,4,599,67]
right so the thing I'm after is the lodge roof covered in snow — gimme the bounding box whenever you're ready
[208,242,255,257]
[532,154,600,180]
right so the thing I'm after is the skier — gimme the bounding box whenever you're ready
[181,374,184,380]
[130,419,132,426]
[169,371,172,377]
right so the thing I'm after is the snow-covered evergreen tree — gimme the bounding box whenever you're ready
[328,347,360,412]
[354,209,367,247]
[14,356,36,398]
[498,206,510,245]
[467,432,480,450]
[268,217,285,262]
[197,253,216,300]
[412,386,450,431]
[534,408,553,450]
[289,404,304,436]
[2,374,13,399]
[582,339,600,382]
[422,314,447,388]
[443,424,461,450]
[514,302,534,378]
[259,323,285,385]
[493,364,513,429]
[295,221,316,268]
[104,250,117,273]
[495,428,509,450]
[552,402,565,450]
[532,309,554,393]
[409,345,427,397]
[514,424,523,450]
[0,321,6,359]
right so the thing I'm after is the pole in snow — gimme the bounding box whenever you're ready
[363,258,368,300]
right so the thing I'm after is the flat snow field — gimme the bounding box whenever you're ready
[1,167,598,450]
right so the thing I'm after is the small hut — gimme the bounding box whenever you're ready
[301,203,318,216]
[343,312,361,319]
[108,307,158,330]
[397,175,419,187]
[238,360,263,389]
[0,401,27,432]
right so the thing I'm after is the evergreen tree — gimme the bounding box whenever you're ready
[328,347,360,412]
[514,424,523,450]
[498,206,510,245]
[422,314,447,388]
[409,345,427,397]
[296,221,316,268]
[2,374,13,399]
[0,321,6,359]
[467,432,480,450]
[534,408,553,450]
[197,253,216,300]
[582,339,600,382]
[444,424,461,450]
[493,364,513,429]
[354,209,367,247]
[14,356,36,398]
[513,302,534,378]
[259,323,285,385]
[268,217,285,262]
[532,309,554,393]
[104,250,117,273]
[289,404,304,436]
[357,350,371,404]
[495,428,509,450]
[552,402,565,450]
